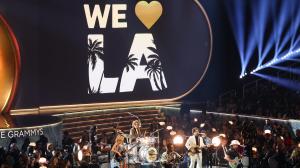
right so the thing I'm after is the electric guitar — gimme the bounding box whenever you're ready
[115,142,139,162]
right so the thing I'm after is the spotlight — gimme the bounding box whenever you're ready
[280,136,284,140]
[173,135,184,145]
[194,118,198,122]
[159,122,166,126]
[212,128,217,132]
[166,126,173,130]
[170,131,177,136]
[252,147,257,152]
[212,136,221,147]
[228,121,234,125]
[200,123,205,128]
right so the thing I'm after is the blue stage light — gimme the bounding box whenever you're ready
[227,0,300,79]
[253,72,300,91]
[271,65,300,76]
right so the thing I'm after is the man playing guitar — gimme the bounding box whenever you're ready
[161,143,182,168]
[185,127,206,168]
[224,140,243,168]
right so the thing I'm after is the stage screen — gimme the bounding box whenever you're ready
[0,0,212,108]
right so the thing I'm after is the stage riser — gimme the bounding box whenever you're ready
[60,109,165,140]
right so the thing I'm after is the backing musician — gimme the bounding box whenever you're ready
[129,120,142,143]
[224,140,242,168]
[161,143,182,168]
[111,135,127,168]
[185,127,206,168]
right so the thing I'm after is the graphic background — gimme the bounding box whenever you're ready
[0,0,211,108]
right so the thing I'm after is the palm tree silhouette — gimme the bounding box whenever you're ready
[125,54,138,72]
[145,47,166,90]
[145,58,162,90]
[88,39,104,70]
[88,38,104,93]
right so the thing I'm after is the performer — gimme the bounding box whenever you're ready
[185,127,205,168]
[129,120,142,143]
[201,130,213,168]
[224,140,242,168]
[111,135,127,168]
[161,143,182,168]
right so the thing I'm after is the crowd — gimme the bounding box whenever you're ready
[216,82,300,119]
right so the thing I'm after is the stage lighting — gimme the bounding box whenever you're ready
[170,131,177,136]
[212,136,221,147]
[173,135,184,145]
[264,130,271,134]
[228,121,234,125]
[166,126,173,130]
[159,122,165,126]
[252,147,257,152]
[200,123,205,128]
[194,118,198,122]
[250,47,300,75]
[280,136,284,140]
[212,128,217,132]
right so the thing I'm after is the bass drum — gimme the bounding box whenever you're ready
[139,146,158,163]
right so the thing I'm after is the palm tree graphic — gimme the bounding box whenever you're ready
[88,38,104,93]
[88,39,104,70]
[125,54,138,72]
[145,47,166,90]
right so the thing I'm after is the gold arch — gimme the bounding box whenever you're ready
[0,15,21,114]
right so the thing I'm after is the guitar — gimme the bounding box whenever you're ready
[228,157,241,168]
[115,142,139,162]
[188,144,211,156]
[161,152,184,167]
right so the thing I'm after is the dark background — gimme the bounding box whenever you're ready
[0,0,242,109]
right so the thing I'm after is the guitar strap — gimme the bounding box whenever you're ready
[195,135,199,146]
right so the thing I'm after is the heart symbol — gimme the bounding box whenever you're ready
[135,1,163,29]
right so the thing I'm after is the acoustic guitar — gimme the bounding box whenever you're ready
[188,144,211,156]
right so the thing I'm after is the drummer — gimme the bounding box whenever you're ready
[129,120,142,143]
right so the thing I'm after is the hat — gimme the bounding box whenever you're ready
[29,142,36,147]
[230,140,240,146]
[264,130,271,134]
[39,157,47,164]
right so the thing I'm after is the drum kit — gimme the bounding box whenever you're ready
[121,133,160,164]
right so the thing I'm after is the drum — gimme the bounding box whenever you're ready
[138,146,158,163]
